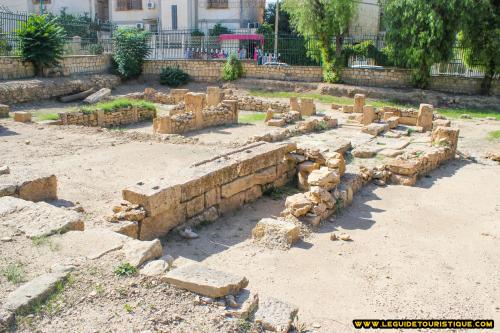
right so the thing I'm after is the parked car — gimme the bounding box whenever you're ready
[263,62,290,67]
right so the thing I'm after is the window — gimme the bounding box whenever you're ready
[207,0,228,9]
[116,0,143,11]
[171,5,177,30]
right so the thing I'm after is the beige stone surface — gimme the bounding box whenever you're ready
[254,297,298,333]
[164,263,249,298]
[13,112,31,123]
[433,119,451,128]
[353,94,365,113]
[252,218,300,246]
[299,98,316,116]
[307,167,340,190]
[362,105,376,125]
[285,193,312,217]
[386,159,420,176]
[362,123,389,136]
[416,103,434,131]
[0,196,83,238]
[122,239,163,267]
[386,116,400,129]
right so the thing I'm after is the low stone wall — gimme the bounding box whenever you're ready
[115,142,297,240]
[429,76,500,96]
[341,68,413,88]
[237,96,289,113]
[0,55,111,80]
[59,107,156,128]
[0,74,121,105]
[243,63,323,82]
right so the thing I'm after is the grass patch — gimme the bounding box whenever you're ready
[487,130,500,140]
[31,235,59,251]
[436,107,500,120]
[35,113,60,121]
[124,303,134,313]
[81,98,156,114]
[2,262,25,284]
[238,112,266,123]
[114,263,137,277]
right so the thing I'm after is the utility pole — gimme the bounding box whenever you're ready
[40,0,44,14]
[273,0,279,60]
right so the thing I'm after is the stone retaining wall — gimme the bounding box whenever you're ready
[341,68,413,88]
[0,74,121,105]
[59,107,156,128]
[118,142,297,240]
[0,55,111,80]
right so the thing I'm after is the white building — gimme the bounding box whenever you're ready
[108,0,264,32]
[0,0,109,20]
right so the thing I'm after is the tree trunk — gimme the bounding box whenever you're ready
[480,61,494,95]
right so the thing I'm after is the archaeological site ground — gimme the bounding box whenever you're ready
[1,78,499,333]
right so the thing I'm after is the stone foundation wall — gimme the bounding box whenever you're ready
[236,96,289,113]
[341,68,413,88]
[429,76,500,95]
[59,107,156,128]
[243,63,323,82]
[0,74,121,105]
[0,55,111,80]
[119,142,297,240]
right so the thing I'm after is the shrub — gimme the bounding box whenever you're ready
[209,23,232,36]
[160,67,190,87]
[88,43,104,55]
[190,29,205,37]
[114,263,137,277]
[16,15,67,75]
[113,27,151,79]
[222,53,244,81]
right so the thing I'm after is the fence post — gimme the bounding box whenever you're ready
[72,36,82,55]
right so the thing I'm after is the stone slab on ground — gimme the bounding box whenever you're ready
[254,297,298,333]
[362,123,389,136]
[225,289,259,319]
[53,228,130,260]
[2,267,72,314]
[252,218,300,247]
[0,172,57,202]
[122,239,163,267]
[164,263,249,298]
[0,196,84,238]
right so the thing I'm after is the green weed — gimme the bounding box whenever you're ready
[487,130,500,140]
[2,262,25,284]
[114,263,137,277]
[238,112,266,123]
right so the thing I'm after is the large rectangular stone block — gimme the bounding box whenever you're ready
[123,181,182,217]
[416,103,434,131]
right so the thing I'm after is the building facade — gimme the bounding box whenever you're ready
[0,0,109,21]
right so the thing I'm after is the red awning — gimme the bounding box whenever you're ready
[218,34,264,44]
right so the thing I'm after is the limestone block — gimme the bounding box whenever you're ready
[299,98,316,116]
[386,116,400,129]
[285,193,312,217]
[224,289,259,319]
[122,182,182,217]
[353,94,365,113]
[433,119,451,128]
[362,123,389,136]
[185,92,206,113]
[13,112,31,123]
[0,197,83,238]
[252,218,300,246]
[122,239,163,267]
[3,268,73,314]
[307,167,340,190]
[139,204,185,240]
[383,111,395,121]
[170,89,189,103]
[186,194,205,218]
[390,174,417,186]
[245,185,262,203]
[362,105,376,125]
[110,220,139,239]
[289,97,300,112]
[140,259,168,276]
[431,127,459,155]
[17,174,57,202]
[207,86,224,106]
[342,105,354,113]
[204,187,221,208]
[352,146,379,158]
[221,174,255,198]
[219,191,246,215]
[268,118,285,127]
[416,103,434,131]
[265,109,274,122]
[164,263,249,298]
[386,159,421,176]
[398,116,417,126]
[254,297,298,333]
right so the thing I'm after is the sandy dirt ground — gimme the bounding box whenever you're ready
[1,84,499,332]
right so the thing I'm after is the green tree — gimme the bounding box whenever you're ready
[263,2,294,34]
[384,0,464,88]
[209,23,232,36]
[458,0,500,95]
[221,53,244,81]
[113,27,151,79]
[17,15,67,76]
[283,0,357,82]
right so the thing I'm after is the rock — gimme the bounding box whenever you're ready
[386,159,420,176]
[390,174,417,186]
[225,295,238,308]
[362,123,389,136]
[252,218,300,246]
[1,237,13,242]
[352,146,379,158]
[362,105,376,125]
[164,263,249,298]
[386,116,399,129]
[299,98,316,116]
[179,227,199,239]
[431,127,460,156]
[460,114,472,119]
[17,174,58,202]
[3,267,73,314]
[416,104,434,131]
[109,220,139,239]
[339,233,352,241]
[353,94,365,113]
[140,260,168,276]
[83,88,111,104]
[0,166,9,175]
[284,193,312,217]
[0,197,84,238]
[378,148,404,157]
[254,297,298,333]
[330,233,338,241]
[486,152,500,162]
[13,112,31,123]
[267,118,286,127]
[433,119,451,128]
[53,228,129,260]
[122,239,163,268]
[307,167,340,190]
[0,183,16,197]
[0,309,14,330]
[162,254,175,269]
[225,289,259,319]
